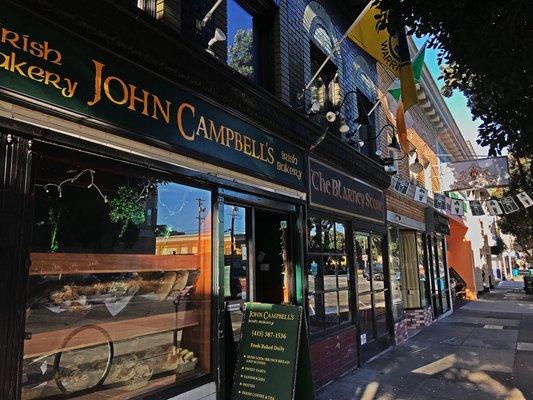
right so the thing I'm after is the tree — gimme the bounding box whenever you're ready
[228,29,254,78]
[374,0,533,158]
[497,156,533,262]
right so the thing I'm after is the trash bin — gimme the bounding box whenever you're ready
[524,275,533,295]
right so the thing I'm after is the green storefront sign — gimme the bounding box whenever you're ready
[0,4,304,189]
[233,303,314,400]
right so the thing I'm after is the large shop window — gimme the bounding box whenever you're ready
[307,217,350,334]
[399,231,428,309]
[22,144,212,399]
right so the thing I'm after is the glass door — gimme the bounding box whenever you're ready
[355,233,391,363]
[223,204,251,342]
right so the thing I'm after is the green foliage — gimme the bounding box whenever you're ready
[48,206,61,253]
[228,29,254,77]
[109,186,146,238]
[374,0,533,158]
[490,236,506,256]
[497,157,533,262]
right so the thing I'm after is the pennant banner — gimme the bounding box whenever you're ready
[469,200,485,216]
[394,178,410,195]
[501,197,519,214]
[516,192,533,208]
[414,186,428,204]
[486,200,503,216]
[434,193,446,210]
[450,199,465,216]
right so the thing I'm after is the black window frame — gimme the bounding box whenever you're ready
[225,0,277,92]
[306,214,354,337]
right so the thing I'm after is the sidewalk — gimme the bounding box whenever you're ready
[317,283,533,400]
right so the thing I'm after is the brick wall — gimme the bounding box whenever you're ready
[394,319,409,345]
[310,327,358,390]
[386,189,426,222]
[405,307,434,329]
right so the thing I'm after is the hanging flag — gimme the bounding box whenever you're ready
[434,193,446,210]
[395,102,410,155]
[347,5,417,111]
[394,178,410,195]
[389,43,426,101]
[469,200,485,216]
[414,186,428,203]
[450,199,464,216]
[516,192,533,208]
[500,196,520,214]
[486,200,503,216]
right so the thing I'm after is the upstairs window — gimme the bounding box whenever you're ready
[227,0,256,79]
[137,0,156,17]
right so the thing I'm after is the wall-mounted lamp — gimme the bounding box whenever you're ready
[339,118,350,134]
[409,155,424,173]
[196,0,224,31]
[206,28,226,56]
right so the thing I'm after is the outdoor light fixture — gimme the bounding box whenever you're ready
[196,0,224,31]
[325,111,337,123]
[339,118,350,133]
[409,155,424,173]
[206,28,226,56]
[388,135,401,152]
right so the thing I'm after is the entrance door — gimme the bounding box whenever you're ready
[355,233,391,363]
[223,204,293,340]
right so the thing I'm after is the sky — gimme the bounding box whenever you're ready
[412,36,488,157]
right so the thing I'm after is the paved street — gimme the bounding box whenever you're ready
[317,282,533,400]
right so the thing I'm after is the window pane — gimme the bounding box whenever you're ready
[371,236,384,290]
[307,255,322,293]
[339,290,350,323]
[358,293,374,341]
[308,217,321,251]
[323,256,337,291]
[375,291,388,336]
[437,238,450,312]
[400,231,422,308]
[24,149,211,399]
[337,256,349,289]
[322,220,335,251]
[308,294,323,334]
[324,292,339,328]
[227,0,255,79]
[388,227,404,321]
[355,235,371,293]
[416,233,428,308]
[335,222,345,252]
[224,205,248,301]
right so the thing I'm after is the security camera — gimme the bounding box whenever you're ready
[326,111,337,123]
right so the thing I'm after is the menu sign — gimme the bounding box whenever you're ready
[309,158,385,223]
[232,303,313,400]
[0,3,305,189]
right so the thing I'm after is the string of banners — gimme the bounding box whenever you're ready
[393,177,532,217]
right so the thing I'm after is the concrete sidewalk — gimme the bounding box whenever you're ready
[317,285,533,400]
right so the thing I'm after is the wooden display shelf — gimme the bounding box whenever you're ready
[30,253,200,275]
[24,310,199,359]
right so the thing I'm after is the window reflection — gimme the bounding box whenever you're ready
[23,146,211,399]
[227,0,255,79]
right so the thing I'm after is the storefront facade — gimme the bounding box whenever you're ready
[0,3,310,399]
[306,158,391,388]
[0,1,394,399]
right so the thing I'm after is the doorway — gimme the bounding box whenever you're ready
[223,204,293,341]
[354,233,392,363]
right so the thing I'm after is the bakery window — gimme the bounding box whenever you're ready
[307,216,351,334]
[22,143,212,399]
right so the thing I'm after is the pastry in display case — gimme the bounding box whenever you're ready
[22,260,202,399]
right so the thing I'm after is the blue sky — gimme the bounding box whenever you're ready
[227,0,252,49]
[412,36,488,157]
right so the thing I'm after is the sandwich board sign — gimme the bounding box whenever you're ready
[232,303,314,400]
